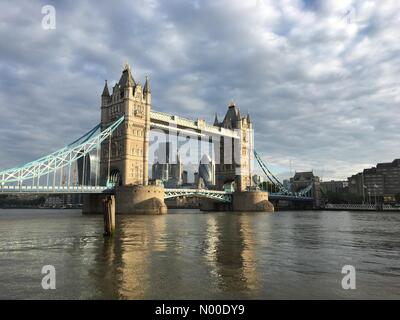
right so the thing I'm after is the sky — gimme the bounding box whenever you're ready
[0,0,399,181]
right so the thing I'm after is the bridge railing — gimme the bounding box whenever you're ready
[0,185,110,194]
[325,203,400,211]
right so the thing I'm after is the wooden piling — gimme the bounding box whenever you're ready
[103,195,115,237]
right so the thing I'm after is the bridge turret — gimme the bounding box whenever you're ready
[101,80,111,122]
[213,113,219,126]
[111,82,119,101]
[102,80,110,98]
[119,63,136,88]
[134,82,143,100]
[143,76,151,105]
[236,108,241,128]
[246,112,252,125]
[120,64,135,100]
[220,101,241,129]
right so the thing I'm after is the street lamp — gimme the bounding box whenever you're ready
[361,173,365,204]
[374,184,378,205]
[363,184,367,204]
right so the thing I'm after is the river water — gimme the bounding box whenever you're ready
[0,209,399,299]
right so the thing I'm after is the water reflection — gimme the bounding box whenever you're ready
[1,209,399,299]
[92,212,262,298]
[119,217,153,299]
[203,213,260,297]
[94,238,121,299]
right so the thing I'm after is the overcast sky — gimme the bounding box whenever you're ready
[0,0,399,181]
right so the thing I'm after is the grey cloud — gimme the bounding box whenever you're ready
[0,0,399,182]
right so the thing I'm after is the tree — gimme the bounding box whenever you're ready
[322,191,363,204]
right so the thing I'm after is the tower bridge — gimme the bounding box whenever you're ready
[0,63,317,216]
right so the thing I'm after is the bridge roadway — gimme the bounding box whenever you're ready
[0,185,112,194]
[0,185,312,202]
[268,194,313,202]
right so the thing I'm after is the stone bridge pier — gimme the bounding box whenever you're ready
[200,191,274,212]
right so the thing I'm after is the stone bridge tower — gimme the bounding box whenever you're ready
[100,64,151,186]
[94,64,167,215]
[214,102,254,192]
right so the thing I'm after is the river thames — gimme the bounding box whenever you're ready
[0,209,399,299]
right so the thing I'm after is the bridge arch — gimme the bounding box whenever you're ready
[164,189,232,203]
[222,180,236,192]
[109,169,122,186]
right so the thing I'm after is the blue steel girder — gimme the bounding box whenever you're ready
[164,188,232,203]
[0,116,125,185]
[269,193,313,201]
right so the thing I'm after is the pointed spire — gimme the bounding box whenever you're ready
[112,82,118,92]
[119,63,136,88]
[125,66,134,87]
[102,80,110,97]
[143,76,151,94]
[246,112,251,123]
[126,72,134,87]
[213,113,219,126]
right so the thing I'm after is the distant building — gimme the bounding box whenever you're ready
[252,174,264,186]
[363,167,385,199]
[152,141,171,181]
[290,171,320,192]
[77,154,99,186]
[182,170,188,185]
[152,161,169,181]
[151,142,183,187]
[320,180,348,194]
[376,159,400,199]
[348,172,363,195]
[282,179,290,190]
[169,155,183,185]
[348,159,400,203]
[289,171,321,207]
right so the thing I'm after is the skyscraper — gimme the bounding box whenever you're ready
[151,142,183,187]
[198,154,215,188]
[182,170,188,185]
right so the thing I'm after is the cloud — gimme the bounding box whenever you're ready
[0,0,399,181]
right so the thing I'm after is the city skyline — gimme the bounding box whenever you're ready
[0,0,399,181]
